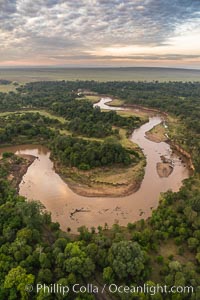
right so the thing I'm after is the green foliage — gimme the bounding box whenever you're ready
[0,112,57,144]
[64,242,95,278]
[4,266,35,300]
[52,135,132,169]
[0,80,200,299]
[108,241,147,281]
[2,152,14,158]
[103,266,114,283]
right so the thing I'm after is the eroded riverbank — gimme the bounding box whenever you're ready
[52,149,145,198]
[0,98,190,232]
[0,152,36,191]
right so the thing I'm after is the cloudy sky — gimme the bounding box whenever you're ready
[0,0,200,68]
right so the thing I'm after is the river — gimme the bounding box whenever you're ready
[0,98,190,232]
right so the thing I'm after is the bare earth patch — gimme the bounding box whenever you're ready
[0,153,36,191]
[106,98,125,107]
[0,84,17,93]
[156,162,173,178]
[54,158,145,197]
[145,123,167,143]
[10,154,36,191]
[52,122,146,197]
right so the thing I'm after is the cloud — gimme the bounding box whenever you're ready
[50,53,200,61]
[0,0,200,66]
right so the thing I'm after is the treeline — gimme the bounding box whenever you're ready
[0,80,199,299]
[26,80,199,170]
[0,82,141,138]
[0,156,149,300]
[51,135,132,170]
[0,113,57,144]
[0,79,12,85]
[0,112,134,170]
[70,80,200,169]
[68,117,114,138]
[67,108,140,138]
[0,156,198,299]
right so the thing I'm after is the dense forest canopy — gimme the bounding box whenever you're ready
[9,80,199,170]
[51,135,133,170]
[19,79,199,171]
[0,82,141,138]
[0,80,199,299]
[0,112,136,170]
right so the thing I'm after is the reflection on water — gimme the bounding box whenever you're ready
[0,99,190,232]
[93,97,126,111]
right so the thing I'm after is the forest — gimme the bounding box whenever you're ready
[0,112,135,171]
[51,135,132,170]
[0,83,140,138]
[0,80,199,299]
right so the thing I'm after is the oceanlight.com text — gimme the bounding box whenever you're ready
[25,283,194,296]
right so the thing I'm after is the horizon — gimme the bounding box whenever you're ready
[0,1,200,69]
[0,66,200,71]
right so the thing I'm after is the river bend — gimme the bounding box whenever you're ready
[0,98,189,232]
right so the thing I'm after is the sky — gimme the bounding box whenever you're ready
[0,0,200,68]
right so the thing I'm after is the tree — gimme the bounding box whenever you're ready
[187,237,199,251]
[39,253,51,269]
[37,268,53,284]
[4,266,35,300]
[196,253,200,264]
[103,267,114,283]
[108,241,147,281]
[64,242,95,278]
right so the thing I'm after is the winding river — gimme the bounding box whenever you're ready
[0,98,190,232]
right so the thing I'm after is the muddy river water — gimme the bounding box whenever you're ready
[0,98,190,232]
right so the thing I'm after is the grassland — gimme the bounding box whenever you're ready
[0,84,17,93]
[145,123,167,143]
[167,115,186,142]
[0,107,146,197]
[54,124,146,197]
[0,93,187,197]
[146,114,185,146]
[106,98,124,106]
[55,132,145,197]
[0,110,66,124]
[76,95,100,103]
[1,67,200,83]
[105,98,153,121]
[117,109,149,122]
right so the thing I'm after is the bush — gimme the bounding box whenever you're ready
[2,152,14,158]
